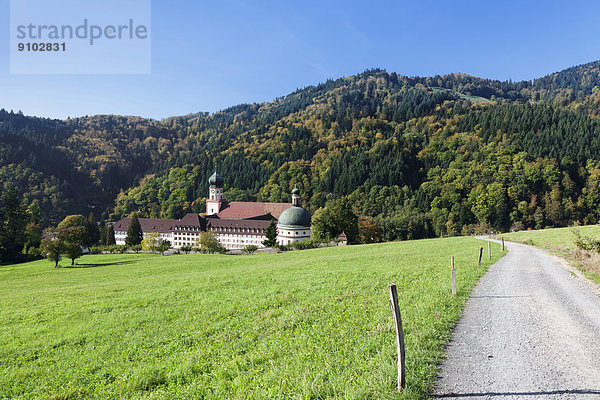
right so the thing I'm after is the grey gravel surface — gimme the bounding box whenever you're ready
[431,240,600,399]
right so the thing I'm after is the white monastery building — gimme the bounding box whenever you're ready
[113,172,311,250]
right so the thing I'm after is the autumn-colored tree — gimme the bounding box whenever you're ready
[358,216,381,244]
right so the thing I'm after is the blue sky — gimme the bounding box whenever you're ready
[0,0,599,120]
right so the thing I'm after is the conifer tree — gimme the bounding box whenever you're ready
[85,212,100,247]
[262,220,278,247]
[99,223,107,246]
[106,225,116,245]
[125,213,143,246]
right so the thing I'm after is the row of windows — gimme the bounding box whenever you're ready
[176,232,197,236]
[211,227,265,234]
[217,234,262,239]
[222,238,262,245]
[173,227,200,232]
[280,230,309,236]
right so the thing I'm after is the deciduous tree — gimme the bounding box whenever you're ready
[40,238,63,268]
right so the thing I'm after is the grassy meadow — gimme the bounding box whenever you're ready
[497,225,600,283]
[1,237,503,399]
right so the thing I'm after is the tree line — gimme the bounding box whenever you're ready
[4,62,600,244]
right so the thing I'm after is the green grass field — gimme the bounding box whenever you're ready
[498,225,600,283]
[1,238,503,399]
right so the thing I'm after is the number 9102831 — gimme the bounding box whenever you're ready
[18,42,66,52]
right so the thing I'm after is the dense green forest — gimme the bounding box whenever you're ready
[3,60,600,242]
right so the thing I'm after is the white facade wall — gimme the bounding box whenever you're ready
[276,226,311,246]
[209,226,266,250]
[114,231,174,246]
[171,232,201,249]
[114,224,311,250]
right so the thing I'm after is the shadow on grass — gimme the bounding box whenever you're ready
[63,259,148,269]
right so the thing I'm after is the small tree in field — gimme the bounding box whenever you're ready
[57,215,88,265]
[64,242,82,266]
[262,220,278,247]
[196,232,226,254]
[157,240,171,255]
[142,232,161,253]
[142,233,171,254]
[40,238,63,268]
[126,213,143,247]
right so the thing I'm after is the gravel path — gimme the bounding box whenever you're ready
[431,240,600,399]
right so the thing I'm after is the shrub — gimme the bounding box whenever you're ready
[88,246,102,255]
[572,228,600,252]
[242,245,258,254]
[292,240,317,250]
[180,245,193,254]
[24,246,42,258]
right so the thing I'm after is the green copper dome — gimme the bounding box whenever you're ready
[277,206,311,228]
[291,187,301,196]
[208,171,224,186]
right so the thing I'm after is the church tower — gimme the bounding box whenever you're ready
[206,171,224,215]
[291,187,300,206]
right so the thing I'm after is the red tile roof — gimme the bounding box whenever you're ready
[113,213,203,234]
[113,217,176,233]
[216,201,291,220]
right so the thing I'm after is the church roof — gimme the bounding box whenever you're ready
[216,201,291,220]
[277,206,312,228]
[113,213,203,234]
[177,213,202,227]
[208,171,224,186]
[208,171,225,187]
[113,217,176,233]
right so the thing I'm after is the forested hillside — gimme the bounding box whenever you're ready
[3,61,600,239]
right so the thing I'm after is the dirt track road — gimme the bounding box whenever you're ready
[431,241,600,399]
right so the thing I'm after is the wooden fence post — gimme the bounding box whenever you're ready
[488,241,491,260]
[502,237,505,252]
[388,282,406,391]
[478,247,483,269]
[451,256,456,295]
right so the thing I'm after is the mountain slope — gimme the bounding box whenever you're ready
[3,62,600,238]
